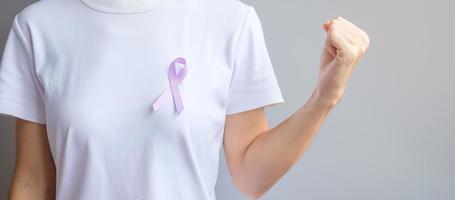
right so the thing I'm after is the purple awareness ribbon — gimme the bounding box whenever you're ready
[152,57,188,114]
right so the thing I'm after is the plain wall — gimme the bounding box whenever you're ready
[1,0,454,199]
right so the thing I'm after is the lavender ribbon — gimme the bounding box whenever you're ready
[152,57,188,114]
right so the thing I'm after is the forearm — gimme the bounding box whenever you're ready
[10,119,56,200]
[239,88,334,197]
[9,173,55,200]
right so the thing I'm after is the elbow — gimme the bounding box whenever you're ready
[232,176,269,199]
[9,174,56,199]
[244,191,266,200]
[238,185,267,200]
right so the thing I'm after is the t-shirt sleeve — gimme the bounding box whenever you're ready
[225,6,285,115]
[0,15,46,124]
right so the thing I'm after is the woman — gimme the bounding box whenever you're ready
[0,0,369,199]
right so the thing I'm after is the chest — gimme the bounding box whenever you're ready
[35,22,232,142]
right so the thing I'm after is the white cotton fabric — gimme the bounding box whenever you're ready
[0,0,285,199]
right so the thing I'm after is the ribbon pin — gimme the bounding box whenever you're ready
[152,57,188,114]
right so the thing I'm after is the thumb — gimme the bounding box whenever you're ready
[322,20,331,32]
[323,20,336,57]
[324,35,337,58]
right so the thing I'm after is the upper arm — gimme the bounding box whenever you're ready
[223,107,269,184]
[9,118,55,199]
[222,5,285,187]
[0,14,55,198]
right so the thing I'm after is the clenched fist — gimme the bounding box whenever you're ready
[315,16,370,107]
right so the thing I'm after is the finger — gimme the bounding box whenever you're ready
[322,20,330,32]
[333,17,370,46]
[328,26,353,51]
[343,25,369,48]
[329,25,368,56]
[330,23,359,46]
[324,36,337,57]
[329,28,355,64]
[330,18,361,41]
[335,16,363,34]
[335,24,369,54]
[323,19,337,57]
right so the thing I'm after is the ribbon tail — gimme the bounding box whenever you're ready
[174,88,183,113]
[170,86,184,113]
[152,88,171,111]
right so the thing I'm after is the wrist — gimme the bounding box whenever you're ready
[309,87,338,111]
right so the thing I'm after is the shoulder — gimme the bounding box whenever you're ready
[204,0,252,18]
[186,0,256,32]
[203,0,252,12]
[14,0,70,28]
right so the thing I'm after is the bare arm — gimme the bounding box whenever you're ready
[223,89,332,199]
[223,17,369,199]
[8,118,56,200]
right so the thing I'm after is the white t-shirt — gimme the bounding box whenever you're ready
[0,0,285,199]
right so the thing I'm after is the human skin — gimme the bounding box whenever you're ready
[8,6,369,200]
[223,16,370,199]
[9,119,56,200]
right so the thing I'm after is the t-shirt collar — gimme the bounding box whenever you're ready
[79,0,172,14]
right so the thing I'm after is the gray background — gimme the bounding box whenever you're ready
[1,0,454,199]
